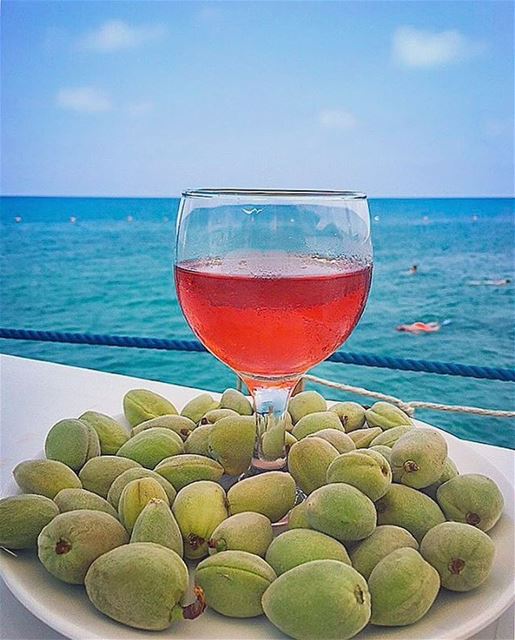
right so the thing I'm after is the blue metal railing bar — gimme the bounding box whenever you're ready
[1,328,514,383]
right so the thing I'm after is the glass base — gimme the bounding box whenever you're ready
[222,376,302,527]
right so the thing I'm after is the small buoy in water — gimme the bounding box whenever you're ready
[472,215,478,223]
[374,215,380,222]
[127,215,133,222]
[422,215,429,223]
[70,216,77,224]
[15,216,22,223]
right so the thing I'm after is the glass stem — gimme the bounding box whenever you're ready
[249,385,294,472]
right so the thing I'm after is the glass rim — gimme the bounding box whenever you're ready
[182,188,367,200]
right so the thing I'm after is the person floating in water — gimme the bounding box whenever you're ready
[409,264,418,275]
[468,278,511,286]
[396,321,441,334]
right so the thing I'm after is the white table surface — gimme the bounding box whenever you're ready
[0,354,513,640]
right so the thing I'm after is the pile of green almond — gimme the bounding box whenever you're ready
[0,388,506,639]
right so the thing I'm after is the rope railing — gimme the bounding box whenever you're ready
[1,327,514,383]
[303,374,515,419]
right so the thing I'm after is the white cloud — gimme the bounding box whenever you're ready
[56,87,112,113]
[318,109,357,131]
[79,20,165,52]
[393,26,483,68]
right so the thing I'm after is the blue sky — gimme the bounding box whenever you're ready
[1,1,513,197]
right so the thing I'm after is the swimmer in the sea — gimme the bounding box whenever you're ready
[468,278,511,286]
[396,321,441,334]
[403,264,419,276]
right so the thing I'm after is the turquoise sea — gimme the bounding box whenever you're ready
[1,197,513,448]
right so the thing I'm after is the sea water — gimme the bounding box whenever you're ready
[1,197,513,448]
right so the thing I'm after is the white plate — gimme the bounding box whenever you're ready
[1,422,513,640]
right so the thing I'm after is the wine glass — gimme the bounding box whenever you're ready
[175,189,372,474]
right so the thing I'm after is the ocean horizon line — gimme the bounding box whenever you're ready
[1,194,514,201]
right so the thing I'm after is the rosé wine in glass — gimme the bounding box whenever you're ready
[175,255,371,381]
